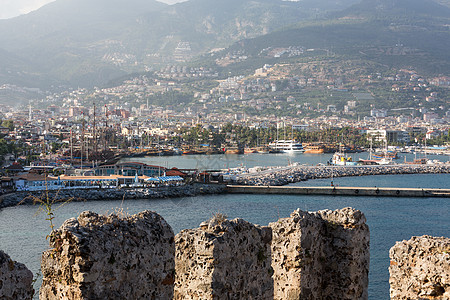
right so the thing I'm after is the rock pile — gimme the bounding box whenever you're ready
[40,210,175,300]
[237,164,450,186]
[0,250,34,300]
[270,207,369,300]
[389,235,449,299]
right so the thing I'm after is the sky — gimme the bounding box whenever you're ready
[0,0,186,19]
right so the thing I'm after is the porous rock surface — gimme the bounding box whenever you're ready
[269,207,370,300]
[0,250,34,300]
[174,216,273,299]
[389,235,450,299]
[39,210,175,300]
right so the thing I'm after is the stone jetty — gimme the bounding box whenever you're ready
[236,164,450,186]
[0,184,226,209]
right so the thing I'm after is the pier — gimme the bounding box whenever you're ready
[226,185,450,198]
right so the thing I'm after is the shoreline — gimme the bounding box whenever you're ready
[0,184,227,209]
[1,164,449,209]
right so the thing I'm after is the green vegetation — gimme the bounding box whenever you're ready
[181,123,372,148]
[1,120,14,131]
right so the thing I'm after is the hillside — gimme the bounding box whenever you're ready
[213,0,450,77]
[0,0,360,90]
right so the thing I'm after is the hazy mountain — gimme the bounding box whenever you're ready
[0,0,360,89]
[220,0,450,76]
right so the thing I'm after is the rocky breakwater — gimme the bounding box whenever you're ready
[174,216,273,299]
[270,207,370,300]
[0,183,226,209]
[40,211,175,300]
[0,250,34,299]
[389,235,449,299]
[237,164,450,186]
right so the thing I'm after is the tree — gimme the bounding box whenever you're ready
[1,120,14,131]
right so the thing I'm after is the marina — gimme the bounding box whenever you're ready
[0,173,448,300]
[0,153,449,300]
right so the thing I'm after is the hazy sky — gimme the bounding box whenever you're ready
[0,0,186,19]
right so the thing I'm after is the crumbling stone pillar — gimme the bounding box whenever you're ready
[0,250,34,300]
[389,235,449,300]
[174,216,273,299]
[40,210,175,300]
[269,207,370,300]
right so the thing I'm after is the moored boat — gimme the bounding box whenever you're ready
[330,151,359,166]
[303,144,325,154]
[225,147,244,154]
[268,140,304,153]
[244,148,258,154]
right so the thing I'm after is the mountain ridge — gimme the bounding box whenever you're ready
[0,0,448,91]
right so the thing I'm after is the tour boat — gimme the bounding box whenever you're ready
[268,140,304,153]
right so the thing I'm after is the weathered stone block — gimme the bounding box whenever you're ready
[0,250,34,300]
[269,207,369,300]
[389,235,449,300]
[174,216,273,299]
[40,210,175,300]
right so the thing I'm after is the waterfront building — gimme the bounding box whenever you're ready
[95,162,166,177]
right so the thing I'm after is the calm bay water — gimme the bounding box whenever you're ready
[119,151,450,170]
[0,153,449,299]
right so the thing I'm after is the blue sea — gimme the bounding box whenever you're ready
[0,153,448,299]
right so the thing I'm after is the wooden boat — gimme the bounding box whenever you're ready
[372,151,398,159]
[225,147,244,154]
[182,150,197,155]
[303,144,325,154]
[244,148,258,154]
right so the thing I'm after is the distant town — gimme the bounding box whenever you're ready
[0,52,449,193]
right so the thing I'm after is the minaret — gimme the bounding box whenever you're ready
[28,102,32,121]
[104,104,108,151]
[93,102,97,156]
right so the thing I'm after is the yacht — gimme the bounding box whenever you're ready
[268,140,304,153]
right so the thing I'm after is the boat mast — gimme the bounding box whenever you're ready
[81,113,84,172]
[70,128,73,166]
[93,102,97,157]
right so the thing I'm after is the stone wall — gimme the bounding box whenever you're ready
[389,235,450,299]
[39,210,175,300]
[269,207,369,300]
[0,207,373,299]
[0,250,34,300]
[174,216,273,299]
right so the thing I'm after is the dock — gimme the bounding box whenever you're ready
[226,185,450,198]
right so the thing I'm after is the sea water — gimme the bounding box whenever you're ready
[0,153,449,299]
